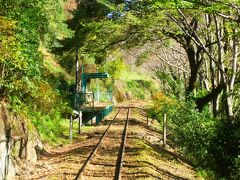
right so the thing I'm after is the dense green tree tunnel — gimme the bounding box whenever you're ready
[1,0,240,178]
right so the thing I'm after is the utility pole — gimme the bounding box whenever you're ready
[75,46,79,109]
[69,44,79,142]
[78,55,84,134]
[70,44,81,141]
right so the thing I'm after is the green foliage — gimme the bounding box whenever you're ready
[10,78,72,145]
[0,0,69,85]
[103,59,127,80]
[30,111,65,143]
[0,0,74,146]
[170,101,216,167]
[0,15,39,99]
[106,59,159,101]
[196,169,216,180]
[150,92,176,116]
[150,94,215,165]
[155,71,185,99]
[150,94,240,178]
[151,0,236,11]
[0,0,71,101]
[209,121,240,178]
[43,0,73,49]
[57,51,75,76]
[135,51,150,67]
[233,157,240,178]
[1,2,240,179]
[126,80,154,100]
[73,0,240,178]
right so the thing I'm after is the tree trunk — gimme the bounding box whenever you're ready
[226,29,238,122]
[184,43,200,95]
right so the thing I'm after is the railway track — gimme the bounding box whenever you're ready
[74,106,130,180]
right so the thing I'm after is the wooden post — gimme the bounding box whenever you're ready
[78,111,80,134]
[69,115,73,143]
[78,111,82,134]
[163,113,167,146]
[93,93,95,111]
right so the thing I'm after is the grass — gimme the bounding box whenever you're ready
[121,67,153,81]
[129,138,162,165]
[196,168,217,180]
[39,118,97,147]
[124,107,200,179]
[125,137,200,180]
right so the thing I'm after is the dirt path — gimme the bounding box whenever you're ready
[16,102,200,180]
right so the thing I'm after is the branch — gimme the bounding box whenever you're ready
[196,82,226,111]
[95,32,137,52]
[169,10,226,77]
[145,46,190,74]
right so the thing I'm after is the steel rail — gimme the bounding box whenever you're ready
[74,108,122,180]
[114,106,130,180]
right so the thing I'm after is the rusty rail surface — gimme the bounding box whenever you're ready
[74,107,124,180]
[114,106,130,180]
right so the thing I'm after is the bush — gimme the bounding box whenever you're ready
[155,71,185,100]
[148,92,176,119]
[149,95,216,166]
[209,121,240,178]
[150,94,240,178]
[169,101,216,167]
[126,80,155,100]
